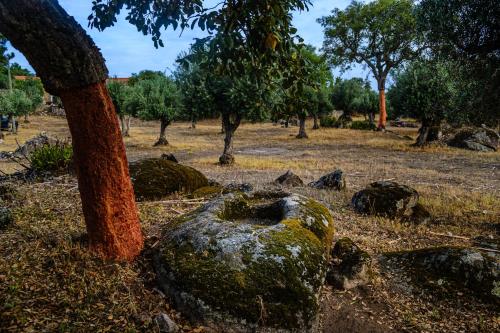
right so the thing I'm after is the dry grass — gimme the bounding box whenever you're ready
[0,115,499,332]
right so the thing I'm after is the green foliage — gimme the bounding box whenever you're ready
[30,143,73,173]
[319,0,422,88]
[107,80,130,116]
[320,116,338,128]
[126,73,181,123]
[350,120,377,131]
[387,60,458,125]
[331,78,377,117]
[417,0,500,126]
[0,89,31,117]
[14,78,44,113]
[90,1,310,82]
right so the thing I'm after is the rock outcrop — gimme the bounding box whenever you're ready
[352,181,419,219]
[448,127,499,152]
[154,191,335,331]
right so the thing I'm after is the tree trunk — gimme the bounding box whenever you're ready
[312,114,320,130]
[126,116,131,136]
[11,115,16,134]
[296,114,308,139]
[377,78,387,130]
[0,0,143,261]
[119,115,127,136]
[219,113,241,165]
[155,118,169,146]
[368,112,375,126]
[24,114,30,123]
[415,119,442,147]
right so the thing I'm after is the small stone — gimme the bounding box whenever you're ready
[222,182,253,193]
[0,207,13,230]
[161,153,178,163]
[155,313,179,333]
[326,238,372,289]
[309,170,346,191]
[275,170,304,187]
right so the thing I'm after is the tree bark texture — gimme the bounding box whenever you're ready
[312,114,319,130]
[154,118,169,146]
[0,0,143,261]
[415,119,442,147]
[378,89,387,130]
[220,113,241,165]
[296,115,308,139]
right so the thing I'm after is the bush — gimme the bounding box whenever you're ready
[30,143,73,173]
[320,116,338,128]
[350,120,376,131]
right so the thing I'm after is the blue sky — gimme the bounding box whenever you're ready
[8,0,374,87]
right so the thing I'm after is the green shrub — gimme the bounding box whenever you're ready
[320,116,338,128]
[30,143,73,173]
[350,120,377,131]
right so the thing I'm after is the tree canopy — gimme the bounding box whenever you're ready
[319,0,422,129]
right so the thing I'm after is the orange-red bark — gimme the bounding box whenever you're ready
[60,81,143,261]
[378,89,387,129]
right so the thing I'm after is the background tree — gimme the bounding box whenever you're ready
[14,77,44,123]
[331,78,378,125]
[388,60,458,146]
[107,80,133,136]
[127,73,182,146]
[0,89,31,133]
[319,0,422,129]
[417,0,500,128]
[0,0,144,261]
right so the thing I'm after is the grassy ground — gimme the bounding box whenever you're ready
[0,115,499,332]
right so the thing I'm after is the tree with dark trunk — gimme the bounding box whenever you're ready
[0,0,143,261]
[312,114,319,130]
[387,60,457,146]
[220,113,241,165]
[126,73,181,146]
[296,115,309,139]
[319,0,423,130]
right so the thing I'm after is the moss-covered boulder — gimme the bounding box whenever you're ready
[381,247,499,303]
[275,170,304,187]
[352,181,418,218]
[129,158,208,201]
[309,170,346,191]
[154,191,335,332]
[448,127,499,152]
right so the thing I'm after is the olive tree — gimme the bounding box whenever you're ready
[107,80,133,136]
[14,77,44,123]
[127,73,182,146]
[319,0,423,129]
[388,60,458,146]
[0,89,31,133]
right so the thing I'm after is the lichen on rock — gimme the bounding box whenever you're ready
[154,191,335,331]
[129,158,208,201]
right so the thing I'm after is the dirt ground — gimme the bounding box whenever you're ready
[0,115,499,332]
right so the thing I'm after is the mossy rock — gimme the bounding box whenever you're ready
[154,191,335,332]
[189,185,223,199]
[382,247,499,304]
[352,181,418,218]
[448,127,499,152]
[129,158,209,201]
[326,238,372,290]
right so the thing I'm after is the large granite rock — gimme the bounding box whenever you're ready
[154,191,335,332]
[129,158,208,201]
[352,181,419,219]
[448,127,499,152]
[382,247,499,303]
